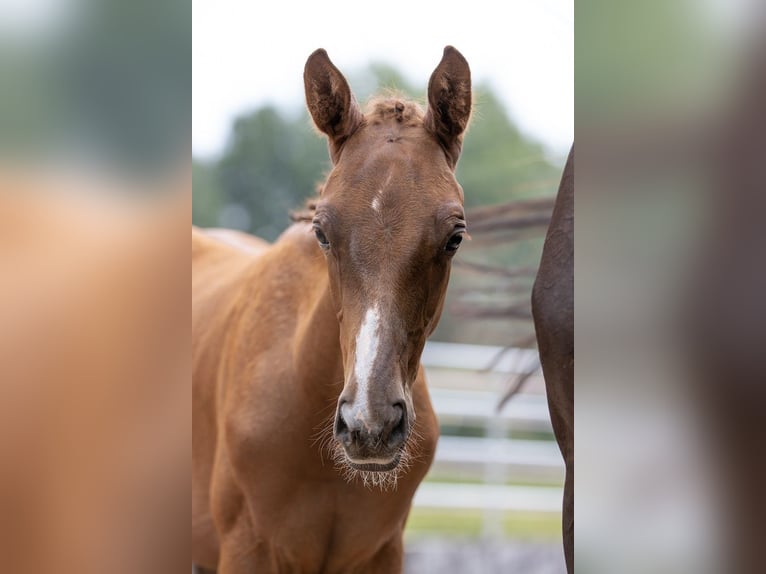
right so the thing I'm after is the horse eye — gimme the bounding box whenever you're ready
[445,232,464,253]
[313,226,330,248]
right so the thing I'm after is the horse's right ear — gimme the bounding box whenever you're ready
[304,49,363,163]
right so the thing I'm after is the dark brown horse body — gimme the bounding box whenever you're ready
[532,145,574,573]
[192,47,472,573]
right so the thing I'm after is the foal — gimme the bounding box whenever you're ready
[192,47,472,573]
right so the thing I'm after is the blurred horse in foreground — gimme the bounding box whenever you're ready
[0,171,189,574]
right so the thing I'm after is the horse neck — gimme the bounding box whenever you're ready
[290,262,345,413]
[231,230,344,425]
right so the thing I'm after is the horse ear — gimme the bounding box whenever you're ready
[424,46,472,169]
[304,49,363,163]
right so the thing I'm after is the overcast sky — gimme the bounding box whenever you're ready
[193,0,573,160]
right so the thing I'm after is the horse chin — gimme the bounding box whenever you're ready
[332,446,409,491]
[346,453,401,473]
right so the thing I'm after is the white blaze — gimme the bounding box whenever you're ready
[354,305,380,408]
[372,194,382,213]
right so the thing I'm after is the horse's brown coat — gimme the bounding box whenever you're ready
[192,47,472,573]
[532,145,574,573]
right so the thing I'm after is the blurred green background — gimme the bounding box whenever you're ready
[0,0,189,176]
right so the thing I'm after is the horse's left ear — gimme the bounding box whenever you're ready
[424,46,472,169]
[304,49,364,164]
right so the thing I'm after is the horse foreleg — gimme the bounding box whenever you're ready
[365,534,404,574]
[532,144,574,574]
[563,459,573,573]
[211,468,282,573]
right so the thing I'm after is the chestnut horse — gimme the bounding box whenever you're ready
[192,47,472,573]
[531,144,574,573]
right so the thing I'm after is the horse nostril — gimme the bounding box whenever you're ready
[388,402,407,446]
[391,402,404,425]
[334,408,350,441]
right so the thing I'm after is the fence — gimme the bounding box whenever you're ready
[413,342,564,520]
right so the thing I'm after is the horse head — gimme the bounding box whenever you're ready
[304,46,471,481]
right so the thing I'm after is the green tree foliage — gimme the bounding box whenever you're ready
[457,87,561,208]
[192,160,222,228]
[0,0,189,174]
[215,106,329,240]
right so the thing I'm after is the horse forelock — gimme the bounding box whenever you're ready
[363,94,425,127]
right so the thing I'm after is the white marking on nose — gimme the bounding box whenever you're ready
[354,305,380,409]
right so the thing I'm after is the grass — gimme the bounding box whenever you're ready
[423,472,564,489]
[405,508,561,540]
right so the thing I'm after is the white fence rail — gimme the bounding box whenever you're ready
[414,342,564,515]
[435,436,562,469]
[429,389,552,430]
[414,483,563,513]
[421,342,539,374]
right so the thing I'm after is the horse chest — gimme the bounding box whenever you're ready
[223,388,426,571]
[243,481,409,572]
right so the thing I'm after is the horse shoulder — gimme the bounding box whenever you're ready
[192,226,272,570]
[201,224,327,464]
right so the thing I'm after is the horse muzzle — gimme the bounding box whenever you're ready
[334,400,409,470]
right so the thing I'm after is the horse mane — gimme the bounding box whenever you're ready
[289,191,321,223]
[291,94,427,224]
